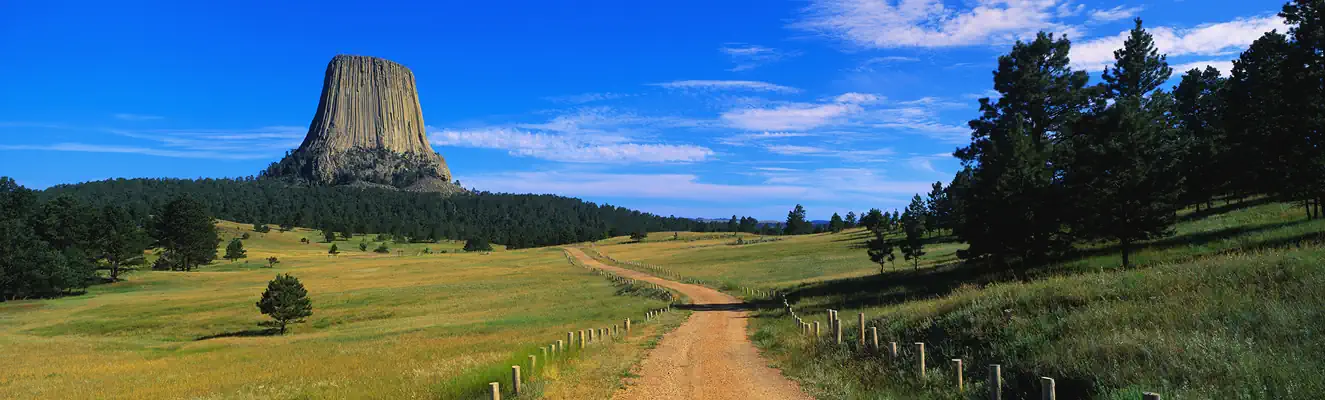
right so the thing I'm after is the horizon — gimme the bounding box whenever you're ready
[0,0,1286,220]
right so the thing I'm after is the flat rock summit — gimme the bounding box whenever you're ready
[263,55,462,193]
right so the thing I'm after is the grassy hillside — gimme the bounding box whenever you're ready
[596,200,1325,399]
[0,221,668,399]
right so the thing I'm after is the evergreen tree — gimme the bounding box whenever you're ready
[153,196,219,271]
[1280,0,1325,218]
[359,241,368,252]
[1225,32,1293,205]
[865,230,896,274]
[463,237,493,252]
[255,273,312,334]
[860,208,885,232]
[1062,19,1183,268]
[94,206,149,282]
[783,204,811,235]
[224,238,247,262]
[900,195,928,269]
[322,229,336,243]
[266,256,279,268]
[0,178,88,299]
[373,243,389,253]
[953,32,1088,267]
[828,213,845,233]
[1174,66,1228,211]
[727,215,739,232]
[252,223,271,233]
[328,243,339,256]
[844,211,857,229]
[925,181,952,235]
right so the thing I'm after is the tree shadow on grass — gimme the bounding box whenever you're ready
[1055,219,1313,265]
[195,328,279,341]
[1178,196,1276,222]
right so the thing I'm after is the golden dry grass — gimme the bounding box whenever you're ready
[0,221,668,399]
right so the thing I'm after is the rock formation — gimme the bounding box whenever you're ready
[264,55,462,193]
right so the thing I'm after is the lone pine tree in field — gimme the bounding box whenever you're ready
[255,274,312,334]
[1062,19,1183,268]
[359,241,368,252]
[94,205,149,282]
[224,238,247,262]
[784,204,812,235]
[464,236,492,252]
[866,230,896,274]
[153,196,219,271]
[900,195,928,269]
[844,211,857,229]
[266,256,279,268]
[328,243,339,256]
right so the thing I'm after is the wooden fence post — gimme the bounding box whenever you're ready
[529,355,537,372]
[512,365,522,395]
[989,365,1001,400]
[834,318,843,345]
[870,327,879,351]
[858,313,866,347]
[914,342,926,378]
[489,382,500,400]
[1040,377,1055,400]
[1142,393,1161,400]
[889,341,898,358]
[626,318,631,335]
[567,333,573,350]
[541,347,547,359]
[951,359,963,392]
[579,330,586,349]
[557,339,564,353]
[814,321,822,340]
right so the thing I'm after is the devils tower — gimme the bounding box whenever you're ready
[263,55,462,193]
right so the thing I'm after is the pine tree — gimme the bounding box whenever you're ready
[1062,19,1183,268]
[783,204,811,235]
[860,208,885,232]
[953,32,1088,267]
[1224,32,1293,205]
[865,230,896,274]
[900,195,928,269]
[322,230,336,243]
[255,273,312,334]
[359,241,368,252]
[328,243,339,256]
[464,237,493,252]
[925,181,951,235]
[94,206,149,282]
[266,256,279,268]
[373,243,390,253]
[828,213,845,233]
[153,196,219,271]
[1280,0,1325,218]
[844,211,857,229]
[224,238,247,262]
[1174,66,1228,211]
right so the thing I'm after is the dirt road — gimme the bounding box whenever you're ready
[564,248,810,400]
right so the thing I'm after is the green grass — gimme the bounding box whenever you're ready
[599,199,1325,399]
[0,221,667,399]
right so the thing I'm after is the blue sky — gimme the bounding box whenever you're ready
[0,0,1289,219]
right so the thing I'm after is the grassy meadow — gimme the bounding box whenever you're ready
[0,221,670,399]
[592,199,1325,399]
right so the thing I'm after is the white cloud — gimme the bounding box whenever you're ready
[963,89,1002,100]
[1087,6,1143,23]
[429,127,713,163]
[720,44,796,71]
[834,92,883,104]
[650,80,800,93]
[544,92,630,104]
[793,0,1082,49]
[762,144,896,161]
[106,126,305,153]
[1170,59,1235,75]
[463,169,932,203]
[0,142,271,160]
[853,56,921,72]
[718,131,816,146]
[722,102,862,131]
[897,96,967,108]
[1071,15,1288,72]
[113,113,164,121]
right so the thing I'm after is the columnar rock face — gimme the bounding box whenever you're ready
[264,55,461,193]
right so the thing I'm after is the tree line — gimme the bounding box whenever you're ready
[1,177,221,299]
[876,5,1325,271]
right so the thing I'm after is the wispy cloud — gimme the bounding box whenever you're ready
[793,0,1081,49]
[429,127,713,163]
[650,80,800,93]
[544,92,631,104]
[718,131,816,146]
[762,144,895,162]
[0,142,272,160]
[1087,6,1143,23]
[722,103,861,131]
[113,113,165,121]
[1170,60,1235,75]
[463,169,932,203]
[720,44,797,71]
[1070,15,1288,72]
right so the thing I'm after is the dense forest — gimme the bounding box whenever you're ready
[866,9,1325,271]
[37,177,763,249]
